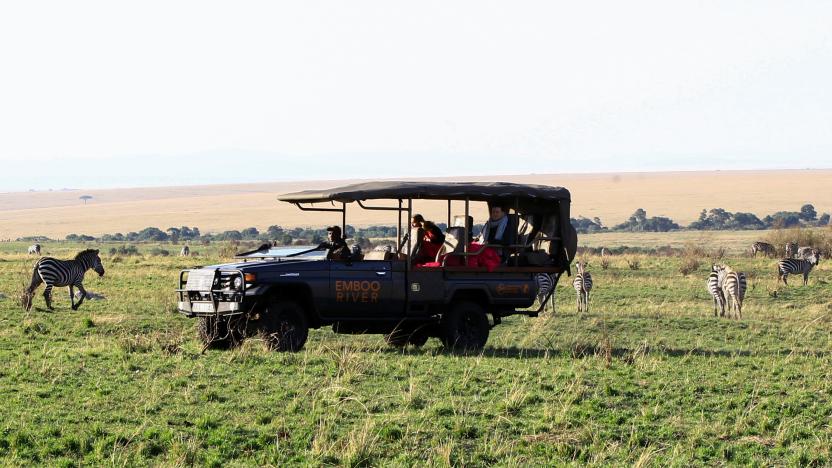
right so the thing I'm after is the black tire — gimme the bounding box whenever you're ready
[258,300,309,352]
[441,301,490,352]
[198,315,246,350]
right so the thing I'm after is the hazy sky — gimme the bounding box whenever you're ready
[1,1,830,191]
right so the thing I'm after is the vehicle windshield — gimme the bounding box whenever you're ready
[239,246,327,260]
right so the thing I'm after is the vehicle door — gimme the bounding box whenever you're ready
[327,260,394,318]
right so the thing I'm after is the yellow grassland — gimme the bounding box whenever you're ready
[1,169,830,239]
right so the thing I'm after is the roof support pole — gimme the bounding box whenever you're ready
[342,202,347,237]
[406,199,412,269]
[397,199,402,253]
[464,197,470,267]
[447,199,451,228]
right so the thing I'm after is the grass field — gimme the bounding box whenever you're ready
[1,241,831,466]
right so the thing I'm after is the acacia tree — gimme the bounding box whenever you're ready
[79,195,93,205]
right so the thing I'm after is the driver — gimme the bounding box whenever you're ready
[320,225,351,260]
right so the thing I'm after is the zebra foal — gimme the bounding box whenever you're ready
[22,249,105,311]
[722,266,744,320]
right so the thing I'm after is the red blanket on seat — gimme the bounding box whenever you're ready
[417,243,501,271]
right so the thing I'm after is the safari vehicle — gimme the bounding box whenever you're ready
[176,182,577,351]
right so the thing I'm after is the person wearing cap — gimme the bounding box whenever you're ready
[320,225,351,260]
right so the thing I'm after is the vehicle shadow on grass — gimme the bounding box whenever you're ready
[371,344,828,360]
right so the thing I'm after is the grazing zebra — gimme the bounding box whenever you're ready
[707,264,727,317]
[535,273,558,313]
[22,249,105,311]
[180,245,190,257]
[785,242,798,258]
[27,244,41,255]
[738,272,747,302]
[751,241,775,258]
[777,253,820,286]
[722,267,744,320]
[572,261,593,313]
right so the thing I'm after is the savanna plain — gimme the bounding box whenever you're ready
[1,236,830,466]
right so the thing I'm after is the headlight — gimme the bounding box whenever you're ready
[233,276,243,290]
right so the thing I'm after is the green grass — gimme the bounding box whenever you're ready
[0,242,831,466]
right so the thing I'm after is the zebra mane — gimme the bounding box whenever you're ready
[74,249,100,260]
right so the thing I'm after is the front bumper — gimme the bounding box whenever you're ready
[177,300,243,317]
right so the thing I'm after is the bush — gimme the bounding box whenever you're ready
[600,257,611,270]
[109,245,139,256]
[149,247,170,257]
[626,257,641,270]
[679,257,701,276]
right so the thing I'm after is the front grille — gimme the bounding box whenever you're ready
[186,269,216,291]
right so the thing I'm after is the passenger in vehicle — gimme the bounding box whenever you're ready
[411,214,425,228]
[478,205,517,262]
[414,220,445,264]
[411,214,446,264]
[319,225,351,260]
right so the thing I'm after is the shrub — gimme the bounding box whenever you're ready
[679,257,701,276]
[600,257,611,270]
[149,247,170,257]
[109,245,139,256]
[626,257,640,270]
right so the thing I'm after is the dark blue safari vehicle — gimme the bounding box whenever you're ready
[176,182,577,351]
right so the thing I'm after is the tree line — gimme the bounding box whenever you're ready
[571,204,830,234]
[15,203,829,242]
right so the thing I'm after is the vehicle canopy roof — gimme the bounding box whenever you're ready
[278,181,571,205]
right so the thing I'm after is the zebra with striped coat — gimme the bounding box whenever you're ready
[27,244,41,255]
[785,242,798,258]
[535,273,559,313]
[572,261,593,313]
[796,247,819,261]
[22,249,105,311]
[751,241,775,258]
[180,245,190,257]
[777,253,820,286]
[707,264,727,317]
[722,266,744,320]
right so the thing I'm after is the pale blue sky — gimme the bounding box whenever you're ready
[1,1,830,191]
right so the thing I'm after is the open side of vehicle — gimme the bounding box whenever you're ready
[176,181,578,352]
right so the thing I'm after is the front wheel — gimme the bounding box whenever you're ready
[440,301,490,352]
[198,315,246,350]
[258,300,309,352]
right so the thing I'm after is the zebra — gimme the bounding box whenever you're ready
[22,249,105,311]
[572,261,593,313]
[722,267,744,320]
[535,273,558,313]
[785,242,798,258]
[180,245,190,257]
[707,264,727,317]
[27,244,41,255]
[777,253,820,286]
[796,247,819,261]
[751,241,775,258]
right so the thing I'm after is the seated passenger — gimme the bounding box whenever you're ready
[319,225,351,260]
[478,205,517,262]
[417,221,445,264]
[411,215,446,264]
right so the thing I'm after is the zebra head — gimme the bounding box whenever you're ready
[810,250,821,265]
[76,249,105,277]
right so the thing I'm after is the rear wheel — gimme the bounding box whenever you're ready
[441,301,490,352]
[198,315,246,350]
[258,300,309,352]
